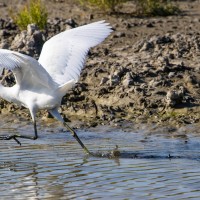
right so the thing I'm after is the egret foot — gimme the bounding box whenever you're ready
[0,135,22,145]
[0,134,38,146]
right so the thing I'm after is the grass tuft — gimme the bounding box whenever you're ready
[12,0,48,30]
[79,0,128,12]
[135,0,180,16]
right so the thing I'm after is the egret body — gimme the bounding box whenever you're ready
[0,21,112,154]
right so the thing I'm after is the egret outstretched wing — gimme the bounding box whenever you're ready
[38,20,112,85]
[0,49,57,89]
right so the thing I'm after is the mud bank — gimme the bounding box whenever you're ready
[0,0,199,129]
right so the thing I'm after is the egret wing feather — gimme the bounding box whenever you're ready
[38,20,112,85]
[0,49,57,89]
[0,67,3,76]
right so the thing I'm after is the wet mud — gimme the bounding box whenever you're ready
[0,0,199,129]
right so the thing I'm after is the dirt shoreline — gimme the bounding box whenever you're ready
[0,0,199,131]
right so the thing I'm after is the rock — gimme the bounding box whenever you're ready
[100,77,109,85]
[109,74,120,86]
[113,32,126,38]
[149,79,162,88]
[113,67,127,78]
[122,72,134,87]
[0,40,9,49]
[166,88,184,107]
[0,29,10,37]
[156,35,174,44]
[27,24,38,35]
[65,18,77,28]
[0,2,6,7]
[139,41,154,52]
[11,24,45,58]
[157,56,170,66]
[4,19,17,30]
[146,22,154,27]
[168,72,175,78]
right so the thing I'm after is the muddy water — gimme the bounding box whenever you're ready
[0,121,200,199]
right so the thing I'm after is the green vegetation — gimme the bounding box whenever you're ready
[13,0,48,30]
[79,0,127,12]
[80,0,180,15]
[11,0,180,29]
[135,0,180,16]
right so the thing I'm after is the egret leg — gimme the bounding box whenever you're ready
[0,121,38,145]
[49,108,93,155]
[63,122,94,156]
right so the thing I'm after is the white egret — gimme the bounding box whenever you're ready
[0,20,112,155]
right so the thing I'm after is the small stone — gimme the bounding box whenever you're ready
[113,32,126,38]
[168,72,175,78]
[100,77,109,85]
[122,72,134,87]
[109,74,120,86]
[0,41,9,49]
[146,22,154,27]
[139,41,154,52]
[27,24,39,35]
[166,88,184,107]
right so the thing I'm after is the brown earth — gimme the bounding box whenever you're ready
[0,0,200,130]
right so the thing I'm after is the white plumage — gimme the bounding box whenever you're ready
[39,20,112,85]
[0,20,112,152]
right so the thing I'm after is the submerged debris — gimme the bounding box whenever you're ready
[94,145,121,158]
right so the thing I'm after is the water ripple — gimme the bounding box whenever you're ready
[0,124,200,199]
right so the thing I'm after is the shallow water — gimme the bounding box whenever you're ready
[0,122,200,199]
